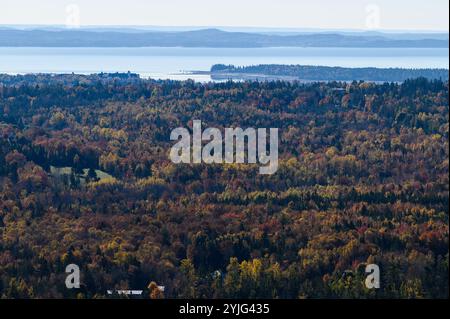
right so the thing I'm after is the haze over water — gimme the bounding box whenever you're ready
[0,47,448,81]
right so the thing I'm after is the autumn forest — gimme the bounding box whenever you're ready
[0,73,448,298]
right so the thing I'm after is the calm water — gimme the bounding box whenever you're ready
[0,47,448,81]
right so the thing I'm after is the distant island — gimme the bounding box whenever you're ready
[0,28,448,48]
[205,64,450,82]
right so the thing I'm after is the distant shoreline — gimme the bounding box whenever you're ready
[0,28,448,48]
[196,64,449,83]
[2,69,447,85]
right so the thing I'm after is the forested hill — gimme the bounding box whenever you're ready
[0,28,448,47]
[210,64,450,82]
[0,74,448,298]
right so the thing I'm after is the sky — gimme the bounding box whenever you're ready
[0,0,448,31]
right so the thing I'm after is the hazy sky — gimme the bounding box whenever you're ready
[0,0,448,31]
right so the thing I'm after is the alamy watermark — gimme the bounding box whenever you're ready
[170,120,279,174]
[365,4,381,29]
[365,264,380,289]
[65,263,80,289]
[65,4,81,29]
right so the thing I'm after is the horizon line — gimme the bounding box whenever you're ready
[0,24,448,34]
